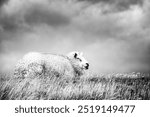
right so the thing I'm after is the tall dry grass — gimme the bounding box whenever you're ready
[0,72,150,100]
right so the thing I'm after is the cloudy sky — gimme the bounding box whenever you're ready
[0,0,150,74]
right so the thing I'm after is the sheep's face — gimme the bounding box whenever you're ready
[67,52,89,70]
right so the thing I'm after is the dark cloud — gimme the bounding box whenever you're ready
[24,4,70,27]
[0,0,71,52]
[0,14,21,32]
[78,0,143,5]
[78,0,111,4]
[115,0,143,11]
[78,0,144,11]
[0,0,9,7]
[0,0,71,33]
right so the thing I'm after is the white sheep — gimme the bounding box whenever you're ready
[14,51,89,79]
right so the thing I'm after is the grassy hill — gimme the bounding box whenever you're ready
[0,73,150,100]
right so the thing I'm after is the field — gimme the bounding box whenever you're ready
[0,72,150,100]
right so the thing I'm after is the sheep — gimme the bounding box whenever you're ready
[14,51,89,79]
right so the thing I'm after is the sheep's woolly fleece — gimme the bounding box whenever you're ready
[14,51,89,79]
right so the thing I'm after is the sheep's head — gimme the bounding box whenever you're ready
[67,51,89,70]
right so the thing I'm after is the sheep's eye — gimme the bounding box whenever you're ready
[78,58,82,62]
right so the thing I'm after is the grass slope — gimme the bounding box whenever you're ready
[0,73,150,100]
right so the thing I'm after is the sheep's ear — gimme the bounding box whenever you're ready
[80,52,83,56]
[74,52,77,58]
